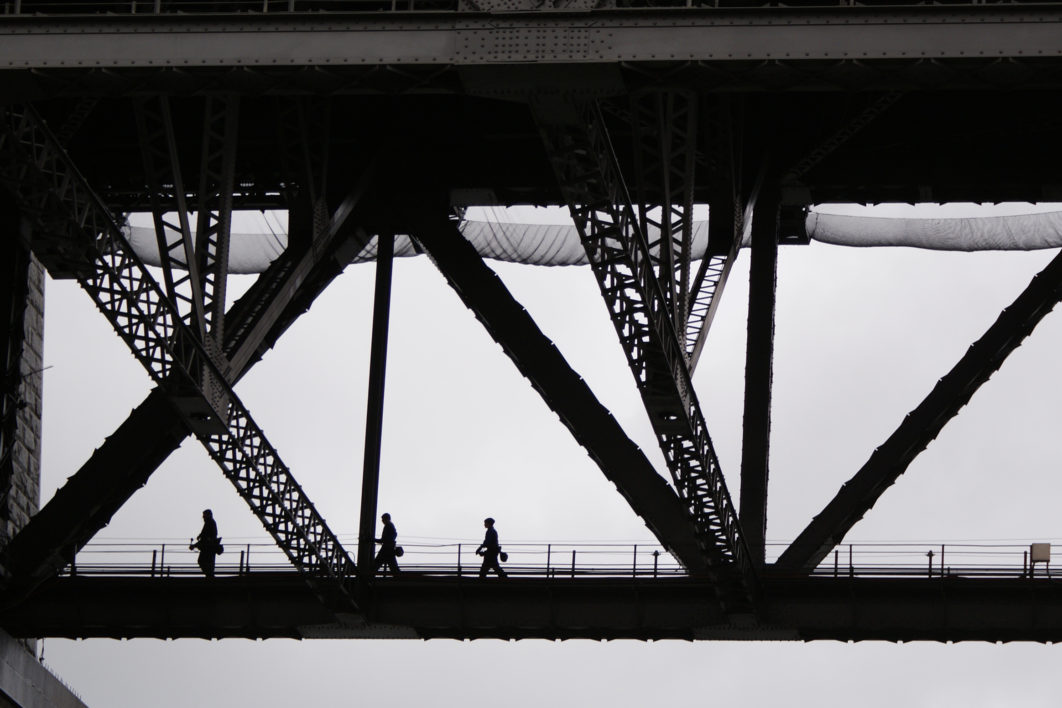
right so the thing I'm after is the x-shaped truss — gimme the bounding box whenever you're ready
[0,105,356,608]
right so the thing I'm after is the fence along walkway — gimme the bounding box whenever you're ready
[57,540,1062,580]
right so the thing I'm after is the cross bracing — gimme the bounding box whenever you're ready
[0,105,358,612]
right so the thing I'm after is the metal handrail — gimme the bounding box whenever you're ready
[59,539,1062,580]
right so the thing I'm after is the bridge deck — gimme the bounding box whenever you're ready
[8,572,1062,642]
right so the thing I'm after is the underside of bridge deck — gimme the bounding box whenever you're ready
[7,575,1062,643]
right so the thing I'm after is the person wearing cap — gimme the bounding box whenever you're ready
[374,512,401,576]
[475,517,506,578]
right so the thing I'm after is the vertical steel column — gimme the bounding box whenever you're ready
[357,233,395,581]
[0,210,30,539]
[739,187,780,567]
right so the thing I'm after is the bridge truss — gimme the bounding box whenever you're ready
[1,0,1062,641]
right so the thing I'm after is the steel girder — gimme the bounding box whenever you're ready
[133,96,211,342]
[0,230,31,538]
[14,574,1062,643]
[0,389,188,598]
[685,95,743,373]
[630,89,698,348]
[134,95,239,348]
[776,247,1062,572]
[4,9,1062,69]
[533,98,757,609]
[409,210,710,575]
[357,232,393,580]
[193,95,240,346]
[0,105,356,607]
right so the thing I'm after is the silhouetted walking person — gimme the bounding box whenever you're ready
[476,517,506,578]
[190,509,222,577]
[374,512,400,576]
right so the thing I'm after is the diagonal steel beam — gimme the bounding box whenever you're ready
[685,95,744,374]
[630,89,698,343]
[0,389,188,597]
[409,209,709,575]
[194,95,240,346]
[0,105,356,609]
[533,97,758,609]
[223,165,375,379]
[0,222,32,540]
[776,247,1062,572]
[133,96,210,341]
[686,198,741,374]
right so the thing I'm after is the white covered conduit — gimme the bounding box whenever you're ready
[808,210,1062,251]
[124,209,1062,275]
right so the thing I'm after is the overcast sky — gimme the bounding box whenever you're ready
[32,205,1062,707]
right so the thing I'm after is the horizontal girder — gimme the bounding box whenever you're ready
[10,574,1062,643]
[3,8,1062,70]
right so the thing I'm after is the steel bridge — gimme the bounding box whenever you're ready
[2,0,1062,644]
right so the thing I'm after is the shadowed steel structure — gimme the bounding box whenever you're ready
[1,0,1062,642]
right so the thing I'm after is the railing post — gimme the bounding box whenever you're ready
[239,550,246,575]
[940,544,945,577]
[571,549,576,578]
[246,543,250,573]
[926,549,935,578]
[457,543,462,577]
[833,549,839,578]
[151,549,158,577]
[632,544,637,577]
[652,549,659,578]
[848,544,853,578]
[160,543,166,575]
[546,544,551,578]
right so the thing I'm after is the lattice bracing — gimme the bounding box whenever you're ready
[630,89,698,345]
[684,253,730,361]
[194,95,240,344]
[133,96,211,341]
[534,99,757,608]
[0,105,356,602]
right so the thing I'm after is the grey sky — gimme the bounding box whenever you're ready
[34,206,1062,706]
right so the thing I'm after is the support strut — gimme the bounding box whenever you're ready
[357,232,394,582]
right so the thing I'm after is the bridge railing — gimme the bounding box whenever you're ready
[57,539,1062,580]
[3,0,1056,17]
[59,540,689,578]
[768,541,1060,580]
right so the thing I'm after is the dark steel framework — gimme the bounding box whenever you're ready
[0,0,1061,641]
